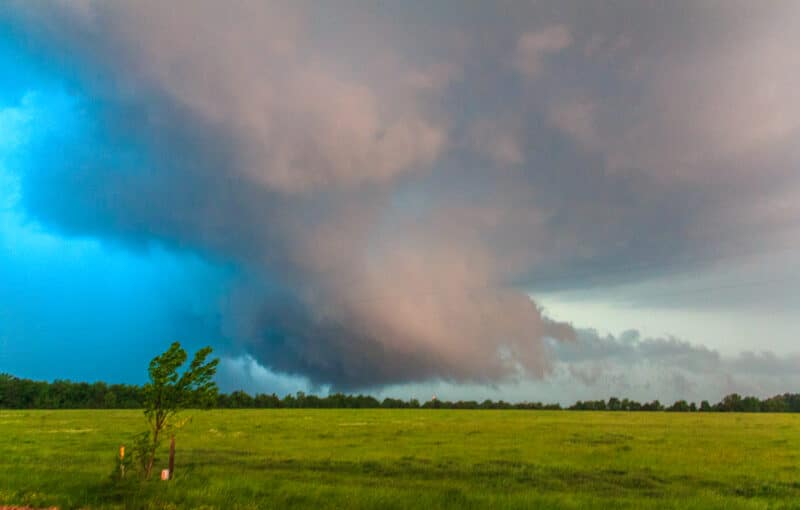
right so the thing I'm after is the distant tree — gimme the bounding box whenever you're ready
[784,393,800,412]
[762,395,788,413]
[454,400,479,409]
[741,396,761,413]
[104,391,117,409]
[423,398,441,409]
[666,400,690,412]
[607,397,622,411]
[621,398,642,411]
[641,400,663,411]
[228,390,254,408]
[254,393,281,408]
[0,373,15,407]
[140,342,218,479]
[282,393,297,408]
[718,393,742,412]
[382,397,406,408]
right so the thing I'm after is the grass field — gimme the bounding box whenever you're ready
[1,410,799,509]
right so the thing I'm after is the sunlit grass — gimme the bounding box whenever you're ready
[1,410,799,509]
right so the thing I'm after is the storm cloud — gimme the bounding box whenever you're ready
[544,329,800,403]
[2,1,798,389]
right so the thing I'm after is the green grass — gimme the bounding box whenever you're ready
[1,410,799,509]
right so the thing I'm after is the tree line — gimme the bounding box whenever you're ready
[2,373,800,412]
[568,393,800,412]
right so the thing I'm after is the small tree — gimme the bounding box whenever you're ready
[140,342,219,479]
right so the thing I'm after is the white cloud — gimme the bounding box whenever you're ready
[217,355,314,396]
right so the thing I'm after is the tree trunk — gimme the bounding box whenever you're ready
[145,429,159,479]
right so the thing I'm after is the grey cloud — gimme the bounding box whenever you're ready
[547,329,800,402]
[728,351,800,376]
[552,329,721,373]
[2,1,799,388]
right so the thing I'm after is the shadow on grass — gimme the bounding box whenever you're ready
[171,451,800,500]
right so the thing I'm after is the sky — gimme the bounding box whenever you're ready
[0,1,799,404]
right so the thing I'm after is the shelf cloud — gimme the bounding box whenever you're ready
[2,1,798,389]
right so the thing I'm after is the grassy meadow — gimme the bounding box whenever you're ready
[1,409,799,509]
